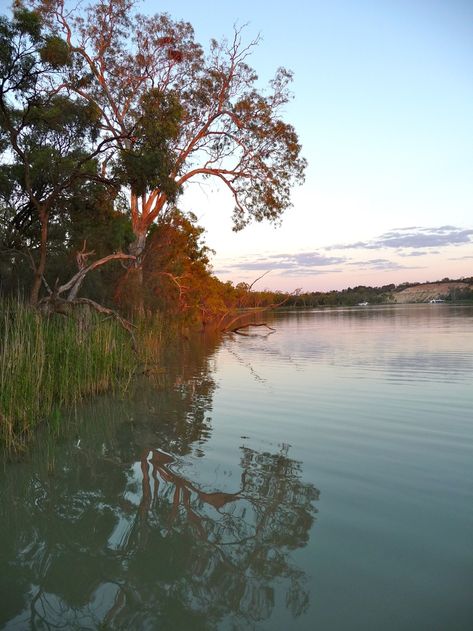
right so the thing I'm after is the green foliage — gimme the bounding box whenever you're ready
[0,10,105,301]
[115,90,183,199]
[39,35,70,67]
[446,287,473,302]
[286,285,395,308]
[46,185,135,305]
[0,299,136,452]
[12,7,42,40]
[0,14,36,96]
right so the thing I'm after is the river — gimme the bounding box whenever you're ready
[1,304,472,630]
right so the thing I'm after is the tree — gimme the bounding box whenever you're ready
[27,0,306,270]
[114,208,225,321]
[0,8,106,303]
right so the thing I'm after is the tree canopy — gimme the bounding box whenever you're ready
[0,8,110,302]
[1,1,306,317]
[26,0,306,257]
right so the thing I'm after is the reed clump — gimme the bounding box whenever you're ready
[0,299,137,452]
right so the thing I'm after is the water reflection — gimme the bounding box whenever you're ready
[263,305,473,384]
[0,334,318,630]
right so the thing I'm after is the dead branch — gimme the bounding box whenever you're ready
[232,322,276,335]
[38,295,137,348]
[74,297,137,345]
[248,270,271,291]
[36,250,138,345]
[41,274,53,295]
[223,293,296,333]
[76,240,96,270]
[60,252,136,301]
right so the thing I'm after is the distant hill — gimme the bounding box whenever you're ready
[392,280,473,303]
[286,277,473,307]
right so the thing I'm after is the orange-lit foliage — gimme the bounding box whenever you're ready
[112,208,288,326]
[114,210,232,323]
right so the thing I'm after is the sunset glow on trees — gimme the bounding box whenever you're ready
[29,0,306,268]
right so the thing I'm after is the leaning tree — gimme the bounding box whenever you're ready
[26,0,306,270]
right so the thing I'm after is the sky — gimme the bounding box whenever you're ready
[149,0,473,291]
[2,0,472,291]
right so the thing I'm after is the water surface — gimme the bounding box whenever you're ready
[1,305,472,630]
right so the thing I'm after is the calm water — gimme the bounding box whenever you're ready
[1,305,472,630]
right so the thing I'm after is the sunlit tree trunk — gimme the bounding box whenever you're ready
[127,190,169,312]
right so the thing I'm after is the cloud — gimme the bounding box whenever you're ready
[231,251,346,271]
[327,226,473,251]
[347,258,423,271]
[398,251,426,257]
[398,249,440,257]
[279,267,344,276]
[214,226,471,281]
[232,260,291,270]
[448,255,473,261]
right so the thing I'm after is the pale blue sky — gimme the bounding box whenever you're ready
[145,0,473,289]
[147,0,473,290]
[2,0,472,289]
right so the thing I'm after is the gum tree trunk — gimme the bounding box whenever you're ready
[30,209,48,305]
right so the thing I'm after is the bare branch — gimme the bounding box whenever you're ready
[56,252,136,301]
[223,291,298,332]
[232,322,276,335]
[248,270,271,291]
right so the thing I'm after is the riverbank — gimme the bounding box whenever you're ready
[0,300,166,453]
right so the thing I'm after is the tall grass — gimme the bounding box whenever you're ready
[0,299,138,452]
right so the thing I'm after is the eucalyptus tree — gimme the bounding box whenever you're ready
[27,0,306,273]
[0,7,107,303]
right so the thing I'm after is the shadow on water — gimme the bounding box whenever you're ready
[0,332,319,630]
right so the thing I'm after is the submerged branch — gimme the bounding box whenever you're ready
[232,322,276,335]
[223,293,295,333]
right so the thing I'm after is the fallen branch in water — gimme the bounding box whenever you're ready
[232,322,276,335]
[219,269,300,333]
[223,291,299,333]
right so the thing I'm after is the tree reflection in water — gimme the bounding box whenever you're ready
[0,335,319,630]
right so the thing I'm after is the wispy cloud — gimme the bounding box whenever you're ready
[327,226,473,251]
[398,251,426,257]
[230,251,346,271]
[398,249,440,257]
[214,225,471,283]
[347,258,423,271]
[279,267,344,276]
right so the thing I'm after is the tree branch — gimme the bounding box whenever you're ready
[55,252,136,300]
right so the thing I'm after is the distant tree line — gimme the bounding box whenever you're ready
[284,284,395,307]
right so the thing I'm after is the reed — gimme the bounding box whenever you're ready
[0,299,138,452]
